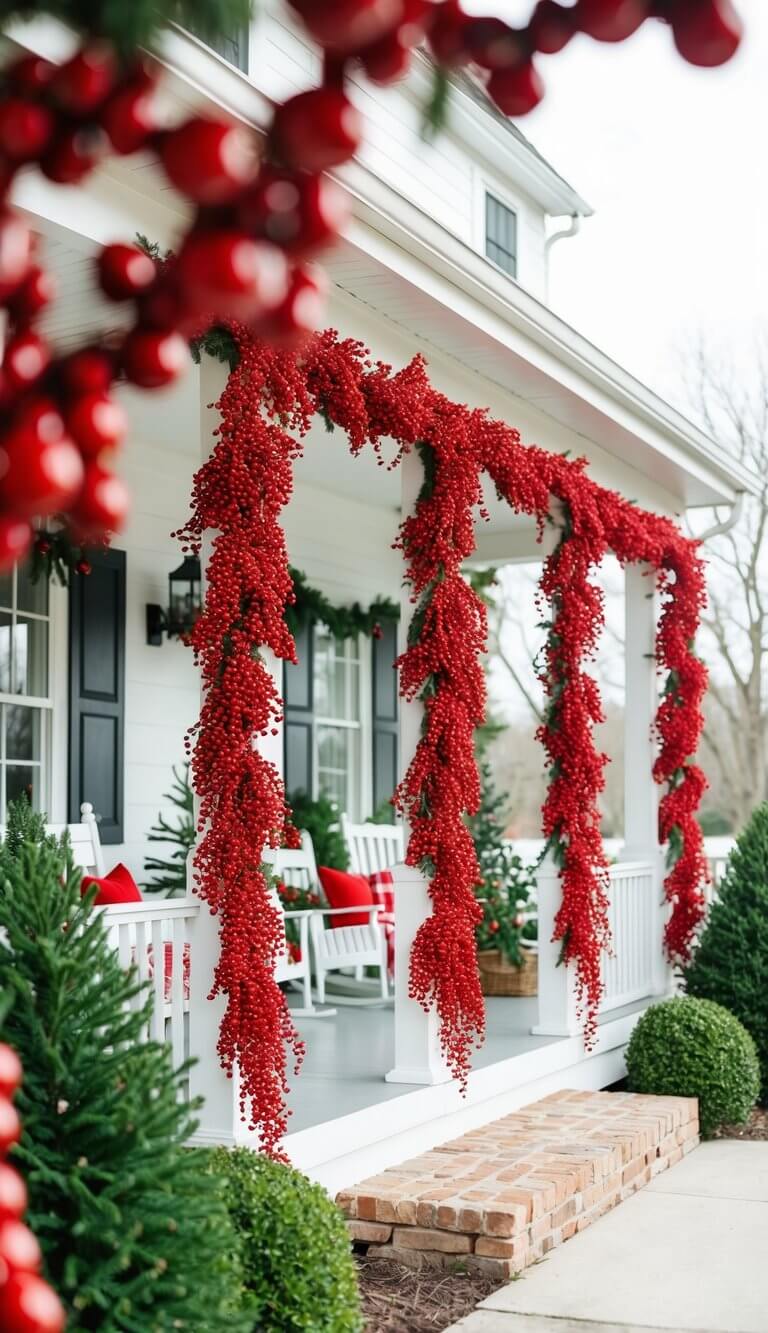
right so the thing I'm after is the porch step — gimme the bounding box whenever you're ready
[336,1089,699,1280]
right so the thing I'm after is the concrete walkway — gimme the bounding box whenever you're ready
[445,1141,768,1333]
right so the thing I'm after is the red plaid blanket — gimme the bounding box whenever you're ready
[368,870,394,976]
[144,942,191,1004]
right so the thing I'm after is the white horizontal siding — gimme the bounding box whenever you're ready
[255,5,546,297]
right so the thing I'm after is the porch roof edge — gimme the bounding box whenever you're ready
[334,187,759,508]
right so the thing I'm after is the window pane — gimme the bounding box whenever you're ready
[0,571,12,611]
[317,770,346,812]
[318,725,348,773]
[5,704,41,762]
[0,613,11,693]
[314,630,348,719]
[16,561,48,616]
[485,193,517,279]
[317,724,360,817]
[13,618,48,697]
[6,764,38,811]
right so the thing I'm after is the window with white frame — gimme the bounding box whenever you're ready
[312,626,363,818]
[0,564,52,819]
[485,192,518,279]
[312,629,362,815]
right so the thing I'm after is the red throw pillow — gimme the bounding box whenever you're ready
[317,866,374,928]
[81,862,142,906]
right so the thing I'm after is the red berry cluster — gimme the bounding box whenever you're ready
[0,1043,65,1333]
[0,39,349,569]
[288,0,743,122]
[183,324,708,1130]
[178,328,314,1156]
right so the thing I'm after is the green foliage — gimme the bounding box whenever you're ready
[625,997,760,1137]
[0,797,56,879]
[683,803,768,1099]
[210,1148,362,1333]
[470,757,536,964]
[144,763,196,897]
[190,323,240,371]
[422,65,450,140]
[0,0,252,57]
[286,567,399,641]
[698,809,733,836]
[287,790,349,871]
[367,798,397,825]
[0,829,249,1329]
[28,527,94,587]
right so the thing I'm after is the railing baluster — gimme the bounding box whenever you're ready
[149,918,166,1044]
[170,916,186,1075]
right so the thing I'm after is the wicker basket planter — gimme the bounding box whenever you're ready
[477,946,538,997]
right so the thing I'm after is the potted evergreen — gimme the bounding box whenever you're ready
[470,757,538,997]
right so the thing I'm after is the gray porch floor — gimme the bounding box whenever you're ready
[285,994,650,1135]
[285,996,559,1134]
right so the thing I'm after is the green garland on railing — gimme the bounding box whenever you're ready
[286,567,398,640]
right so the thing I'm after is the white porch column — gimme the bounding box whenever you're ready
[188,355,287,1142]
[386,446,450,1086]
[622,561,669,995]
[531,856,581,1037]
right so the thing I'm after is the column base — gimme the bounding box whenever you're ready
[531,1023,581,1038]
[385,1065,452,1086]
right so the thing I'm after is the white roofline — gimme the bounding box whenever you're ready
[333,169,757,505]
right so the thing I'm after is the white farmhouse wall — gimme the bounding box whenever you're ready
[253,3,550,302]
[87,376,202,884]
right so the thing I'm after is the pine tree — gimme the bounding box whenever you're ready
[143,764,196,896]
[683,802,768,1100]
[469,754,535,964]
[0,821,250,1330]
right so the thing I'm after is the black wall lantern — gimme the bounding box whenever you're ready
[146,556,202,645]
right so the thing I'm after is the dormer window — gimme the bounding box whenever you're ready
[485,193,517,279]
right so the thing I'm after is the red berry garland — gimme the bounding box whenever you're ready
[0,1043,65,1333]
[182,324,708,1133]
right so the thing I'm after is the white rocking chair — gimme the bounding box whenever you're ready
[341,813,404,876]
[272,830,390,1007]
[266,836,335,1017]
[42,801,105,875]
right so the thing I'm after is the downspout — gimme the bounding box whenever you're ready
[544,214,581,304]
[696,490,745,542]
[545,214,582,253]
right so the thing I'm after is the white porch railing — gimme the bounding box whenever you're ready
[533,856,663,1037]
[599,861,657,1013]
[98,899,199,1073]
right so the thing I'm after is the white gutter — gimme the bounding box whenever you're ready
[545,216,582,252]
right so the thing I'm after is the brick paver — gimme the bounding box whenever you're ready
[337,1089,699,1278]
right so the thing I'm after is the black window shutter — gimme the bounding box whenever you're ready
[68,548,126,843]
[283,620,314,798]
[372,621,399,817]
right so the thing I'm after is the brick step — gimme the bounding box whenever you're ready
[337,1089,699,1279]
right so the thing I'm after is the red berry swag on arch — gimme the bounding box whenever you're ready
[0,1,744,568]
[181,323,708,1148]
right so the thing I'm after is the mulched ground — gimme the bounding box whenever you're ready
[715,1106,768,1140]
[357,1255,500,1333]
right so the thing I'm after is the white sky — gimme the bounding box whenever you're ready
[466,0,768,411]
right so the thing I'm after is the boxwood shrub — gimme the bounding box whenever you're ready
[210,1147,362,1332]
[625,996,760,1137]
